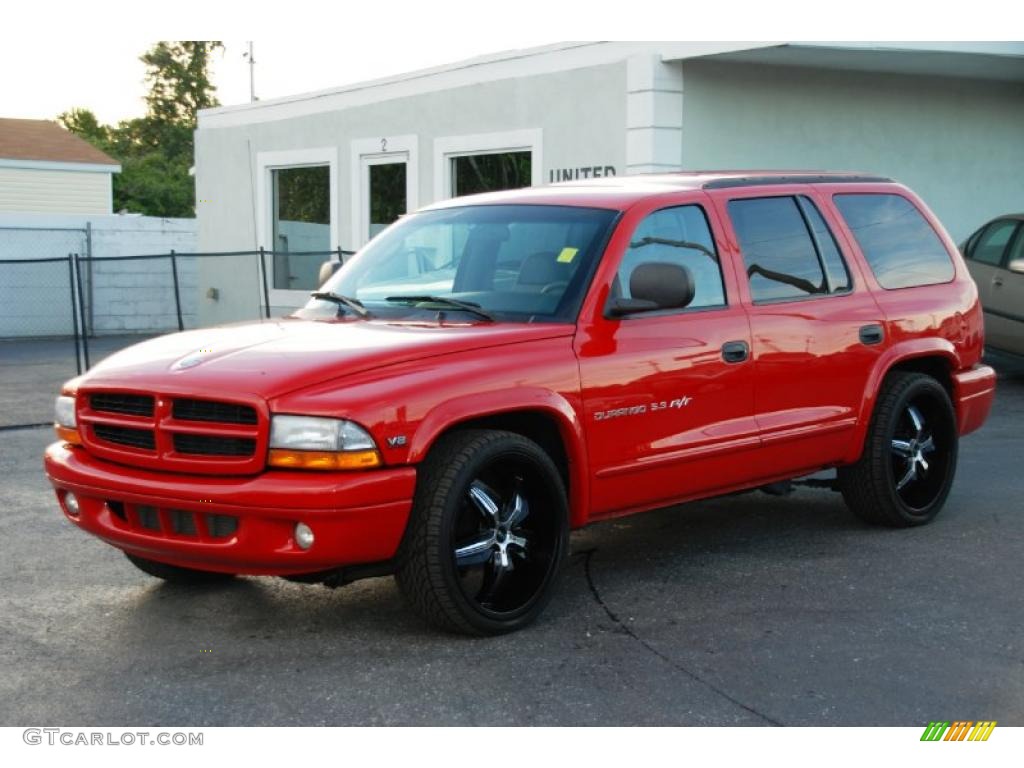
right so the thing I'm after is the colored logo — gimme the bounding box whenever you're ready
[920,721,996,741]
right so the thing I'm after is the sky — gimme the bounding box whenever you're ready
[2,38,555,125]
[0,1,1006,126]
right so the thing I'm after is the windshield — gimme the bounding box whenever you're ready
[300,204,619,323]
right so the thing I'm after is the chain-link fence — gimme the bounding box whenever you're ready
[0,246,354,428]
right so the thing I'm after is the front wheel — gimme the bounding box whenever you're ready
[839,372,958,526]
[395,429,569,635]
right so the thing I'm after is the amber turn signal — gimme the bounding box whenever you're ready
[268,448,381,470]
[55,425,82,446]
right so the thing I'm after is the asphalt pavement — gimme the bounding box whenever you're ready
[1,355,1021,726]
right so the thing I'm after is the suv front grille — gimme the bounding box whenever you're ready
[93,423,156,451]
[172,398,257,425]
[90,393,155,417]
[80,390,266,474]
[173,433,256,457]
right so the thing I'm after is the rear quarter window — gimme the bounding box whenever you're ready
[833,193,955,289]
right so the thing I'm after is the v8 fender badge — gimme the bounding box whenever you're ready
[594,395,692,421]
[386,435,408,448]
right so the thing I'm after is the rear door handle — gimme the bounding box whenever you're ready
[859,324,885,345]
[721,340,749,363]
[992,275,1004,288]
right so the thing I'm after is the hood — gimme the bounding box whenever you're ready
[79,318,573,399]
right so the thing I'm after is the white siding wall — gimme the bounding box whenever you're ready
[0,167,113,214]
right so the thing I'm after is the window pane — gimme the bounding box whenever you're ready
[833,194,954,289]
[798,196,851,292]
[1007,224,1024,264]
[617,205,725,309]
[369,162,407,239]
[971,220,1018,267]
[452,152,531,197]
[272,165,331,290]
[729,197,827,302]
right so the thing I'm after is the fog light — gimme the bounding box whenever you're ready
[64,492,80,517]
[294,522,314,550]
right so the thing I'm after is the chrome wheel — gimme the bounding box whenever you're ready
[396,429,568,634]
[451,464,559,616]
[889,395,954,513]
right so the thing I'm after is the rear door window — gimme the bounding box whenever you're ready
[728,196,852,302]
[833,193,955,289]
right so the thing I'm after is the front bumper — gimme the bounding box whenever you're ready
[44,442,416,575]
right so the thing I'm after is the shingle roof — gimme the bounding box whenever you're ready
[0,118,118,167]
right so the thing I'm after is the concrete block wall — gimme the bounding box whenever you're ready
[0,212,197,338]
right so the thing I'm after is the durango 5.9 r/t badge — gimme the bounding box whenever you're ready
[594,396,692,421]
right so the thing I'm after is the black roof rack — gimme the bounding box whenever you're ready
[702,174,893,190]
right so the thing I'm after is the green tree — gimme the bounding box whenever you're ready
[58,41,222,217]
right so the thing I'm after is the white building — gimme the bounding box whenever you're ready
[0,118,120,214]
[193,41,1024,324]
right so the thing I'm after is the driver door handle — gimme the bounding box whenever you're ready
[721,340,749,363]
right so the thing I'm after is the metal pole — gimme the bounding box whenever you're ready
[169,249,184,331]
[246,42,257,103]
[85,222,93,335]
[72,253,91,370]
[67,253,82,375]
[259,247,271,319]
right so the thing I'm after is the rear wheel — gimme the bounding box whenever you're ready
[395,429,568,635]
[124,552,235,584]
[839,372,958,526]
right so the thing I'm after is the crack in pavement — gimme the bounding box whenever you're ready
[577,548,783,726]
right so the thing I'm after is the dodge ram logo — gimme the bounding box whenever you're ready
[171,350,210,371]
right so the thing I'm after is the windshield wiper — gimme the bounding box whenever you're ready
[310,290,370,318]
[384,295,495,322]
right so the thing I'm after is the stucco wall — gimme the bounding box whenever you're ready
[678,61,1024,241]
[0,167,113,214]
[194,62,628,324]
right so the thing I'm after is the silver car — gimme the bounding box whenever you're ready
[962,214,1024,358]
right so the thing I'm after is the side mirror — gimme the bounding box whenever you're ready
[1008,258,1024,275]
[608,262,695,316]
[318,260,342,286]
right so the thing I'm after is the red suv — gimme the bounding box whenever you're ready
[44,172,996,634]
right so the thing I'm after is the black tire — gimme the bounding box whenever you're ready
[839,372,958,527]
[124,552,235,584]
[395,429,569,635]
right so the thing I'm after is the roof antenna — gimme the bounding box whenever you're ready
[243,42,258,102]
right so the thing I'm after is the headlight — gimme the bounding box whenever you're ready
[268,415,380,470]
[54,395,81,445]
[55,395,77,428]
